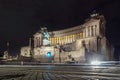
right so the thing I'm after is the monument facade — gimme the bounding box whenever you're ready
[20,13,114,63]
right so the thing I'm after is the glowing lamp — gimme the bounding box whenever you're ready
[47,52,51,58]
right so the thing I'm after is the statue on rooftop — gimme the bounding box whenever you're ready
[40,27,50,46]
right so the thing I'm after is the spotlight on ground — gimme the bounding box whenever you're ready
[91,61,101,65]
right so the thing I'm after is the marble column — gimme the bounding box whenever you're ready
[58,37,60,44]
[52,38,53,45]
[74,35,75,41]
[91,26,93,36]
[66,36,68,43]
[88,26,90,37]
[39,37,41,46]
[34,37,36,47]
[56,37,58,44]
[89,27,91,37]
[71,35,73,43]
[53,38,55,45]
[35,37,37,47]
[71,35,73,42]
[65,36,67,44]
[86,28,88,37]
[83,29,85,38]
[95,25,97,36]
[59,37,61,45]
[38,37,40,47]
[93,26,96,36]
[54,38,56,45]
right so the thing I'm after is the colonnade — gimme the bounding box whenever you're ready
[34,25,97,47]
[83,25,97,38]
[34,36,42,47]
[49,32,83,45]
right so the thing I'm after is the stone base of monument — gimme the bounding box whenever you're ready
[33,46,55,63]
[34,55,53,63]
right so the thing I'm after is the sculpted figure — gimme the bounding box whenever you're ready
[40,27,50,46]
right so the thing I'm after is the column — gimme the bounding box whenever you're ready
[91,26,93,36]
[36,37,37,47]
[93,26,96,36]
[65,36,67,44]
[70,35,72,43]
[86,28,88,37]
[69,36,71,43]
[53,38,55,45]
[89,26,92,37]
[60,37,63,45]
[70,35,73,43]
[54,38,56,45]
[62,37,65,44]
[95,25,97,36]
[48,38,50,45]
[83,29,86,38]
[40,35,42,46]
[34,37,37,48]
[39,37,41,46]
[50,38,52,45]
[78,34,80,39]
[37,37,39,47]
[60,37,62,44]
[88,26,90,37]
[66,36,68,43]
[71,34,74,42]
[67,36,69,43]
[39,37,41,47]
[58,37,60,44]
[73,35,75,42]
[79,33,81,39]
[37,37,40,47]
[51,38,53,45]
[80,33,82,39]
[63,37,65,44]
[56,37,58,44]
[56,37,57,45]
[63,36,65,44]
[55,37,57,44]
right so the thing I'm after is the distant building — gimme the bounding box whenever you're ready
[21,13,114,63]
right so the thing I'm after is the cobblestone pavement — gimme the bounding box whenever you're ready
[0,65,120,80]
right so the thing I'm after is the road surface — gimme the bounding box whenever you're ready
[0,64,120,80]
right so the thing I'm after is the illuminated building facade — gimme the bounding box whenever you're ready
[21,13,114,63]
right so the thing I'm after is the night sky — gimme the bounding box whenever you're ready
[0,0,120,58]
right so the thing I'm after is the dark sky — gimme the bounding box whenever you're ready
[0,0,120,56]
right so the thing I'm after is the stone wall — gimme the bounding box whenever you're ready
[33,46,55,62]
[21,46,31,57]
